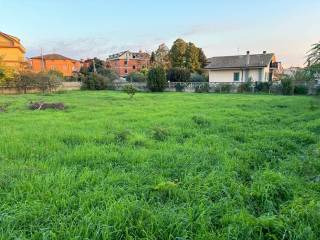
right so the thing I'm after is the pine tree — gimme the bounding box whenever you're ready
[150,52,156,65]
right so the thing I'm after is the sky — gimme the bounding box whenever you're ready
[1,0,319,67]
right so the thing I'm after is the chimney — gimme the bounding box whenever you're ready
[246,51,250,66]
[263,51,267,54]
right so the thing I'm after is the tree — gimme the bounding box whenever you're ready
[150,52,156,65]
[306,42,320,66]
[0,57,15,86]
[167,68,190,82]
[155,43,170,69]
[123,84,137,99]
[37,71,63,93]
[147,66,167,92]
[198,48,207,68]
[169,39,187,68]
[185,42,200,72]
[15,71,37,94]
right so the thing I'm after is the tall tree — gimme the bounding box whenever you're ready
[169,39,187,68]
[198,48,207,68]
[150,52,156,65]
[185,42,200,72]
[306,42,320,66]
[155,44,170,69]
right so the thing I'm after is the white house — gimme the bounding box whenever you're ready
[205,51,281,83]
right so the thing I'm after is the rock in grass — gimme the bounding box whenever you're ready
[29,102,65,110]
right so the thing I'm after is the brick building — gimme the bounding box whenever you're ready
[106,50,150,77]
[30,54,81,77]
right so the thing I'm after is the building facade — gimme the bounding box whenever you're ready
[106,51,150,77]
[30,54,81,77]
[0,32,27,70]
[205,51,282,83]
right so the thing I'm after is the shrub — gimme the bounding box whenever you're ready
[190,73,207,83]
[126,72,147,82]
[81,73,112,90]
[15,71,37,93]
[175,82,185,92]
[294,84,308,95]
[147,66,167,92]
[36,71,63,93]
[167,67,190,82]
[255,82,272,93]
[281,76,294,95]
[123,84,137,99]
[220,83,232,93]
[194,83,209,93]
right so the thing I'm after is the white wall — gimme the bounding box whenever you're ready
[209,68,269,83]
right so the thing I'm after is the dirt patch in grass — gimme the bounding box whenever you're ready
[29,102,65,110]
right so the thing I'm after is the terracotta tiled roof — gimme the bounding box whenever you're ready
[31,54,78,61]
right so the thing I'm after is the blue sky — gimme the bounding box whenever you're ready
[1,0,319,67]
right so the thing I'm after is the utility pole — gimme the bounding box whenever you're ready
[41,48,45,71]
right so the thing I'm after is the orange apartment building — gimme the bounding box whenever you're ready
[0,32,27,70]
[30,54,81,77]
[106,50,150,77]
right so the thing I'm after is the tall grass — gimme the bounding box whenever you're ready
[0,91,319,239]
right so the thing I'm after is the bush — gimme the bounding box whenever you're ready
[190,73,207,83]
[126,72,147,82]
[147,66,167,92]
[81,73,112,90]
[36,71,63,93]
[123,84,137,99]
[195,83,209,93]
[15,71,37,93]
[281,76,294,95]
[294,84,308,95]
[255,82,272,93]
[175,82,185,92]
[167,67,190,82]
[219,83,232,93]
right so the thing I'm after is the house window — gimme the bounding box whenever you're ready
[233,72,240,81]
[133,65,136,70]
[125,69,128,74]
[124,60,128,65]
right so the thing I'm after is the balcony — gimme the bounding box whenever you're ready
[270,62,280,69]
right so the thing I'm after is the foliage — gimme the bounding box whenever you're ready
[294,85,308,95]
[169,39,206,72]
[280,75,294,95]
[80,73,112,90]
[195,83,210,93]
[15,71,37,93]
[147,66,167,92]
[126,72,147,82]
[190,73,207,82]
[37,71,63,93]
[219,83,232,93]
[175,82,185,92]
[198,48,207,68]
[0,57,15,85]
[306,42,320,65]
[154,44,170,69]
[167,67,190,82]
[255,82,272,93]
[123,84,137,99]
[83,57,118,80]
[185,42,200,72]
[0,91,320,239]
[169,38,187,68]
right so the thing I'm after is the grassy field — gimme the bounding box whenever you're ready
[0,91,320,239]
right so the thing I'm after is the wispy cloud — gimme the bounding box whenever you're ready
[25,36,166,60]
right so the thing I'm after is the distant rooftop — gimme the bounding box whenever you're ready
[31,53,78,61]
[205,52,274,69]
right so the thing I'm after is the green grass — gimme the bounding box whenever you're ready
[0,91,320,239]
